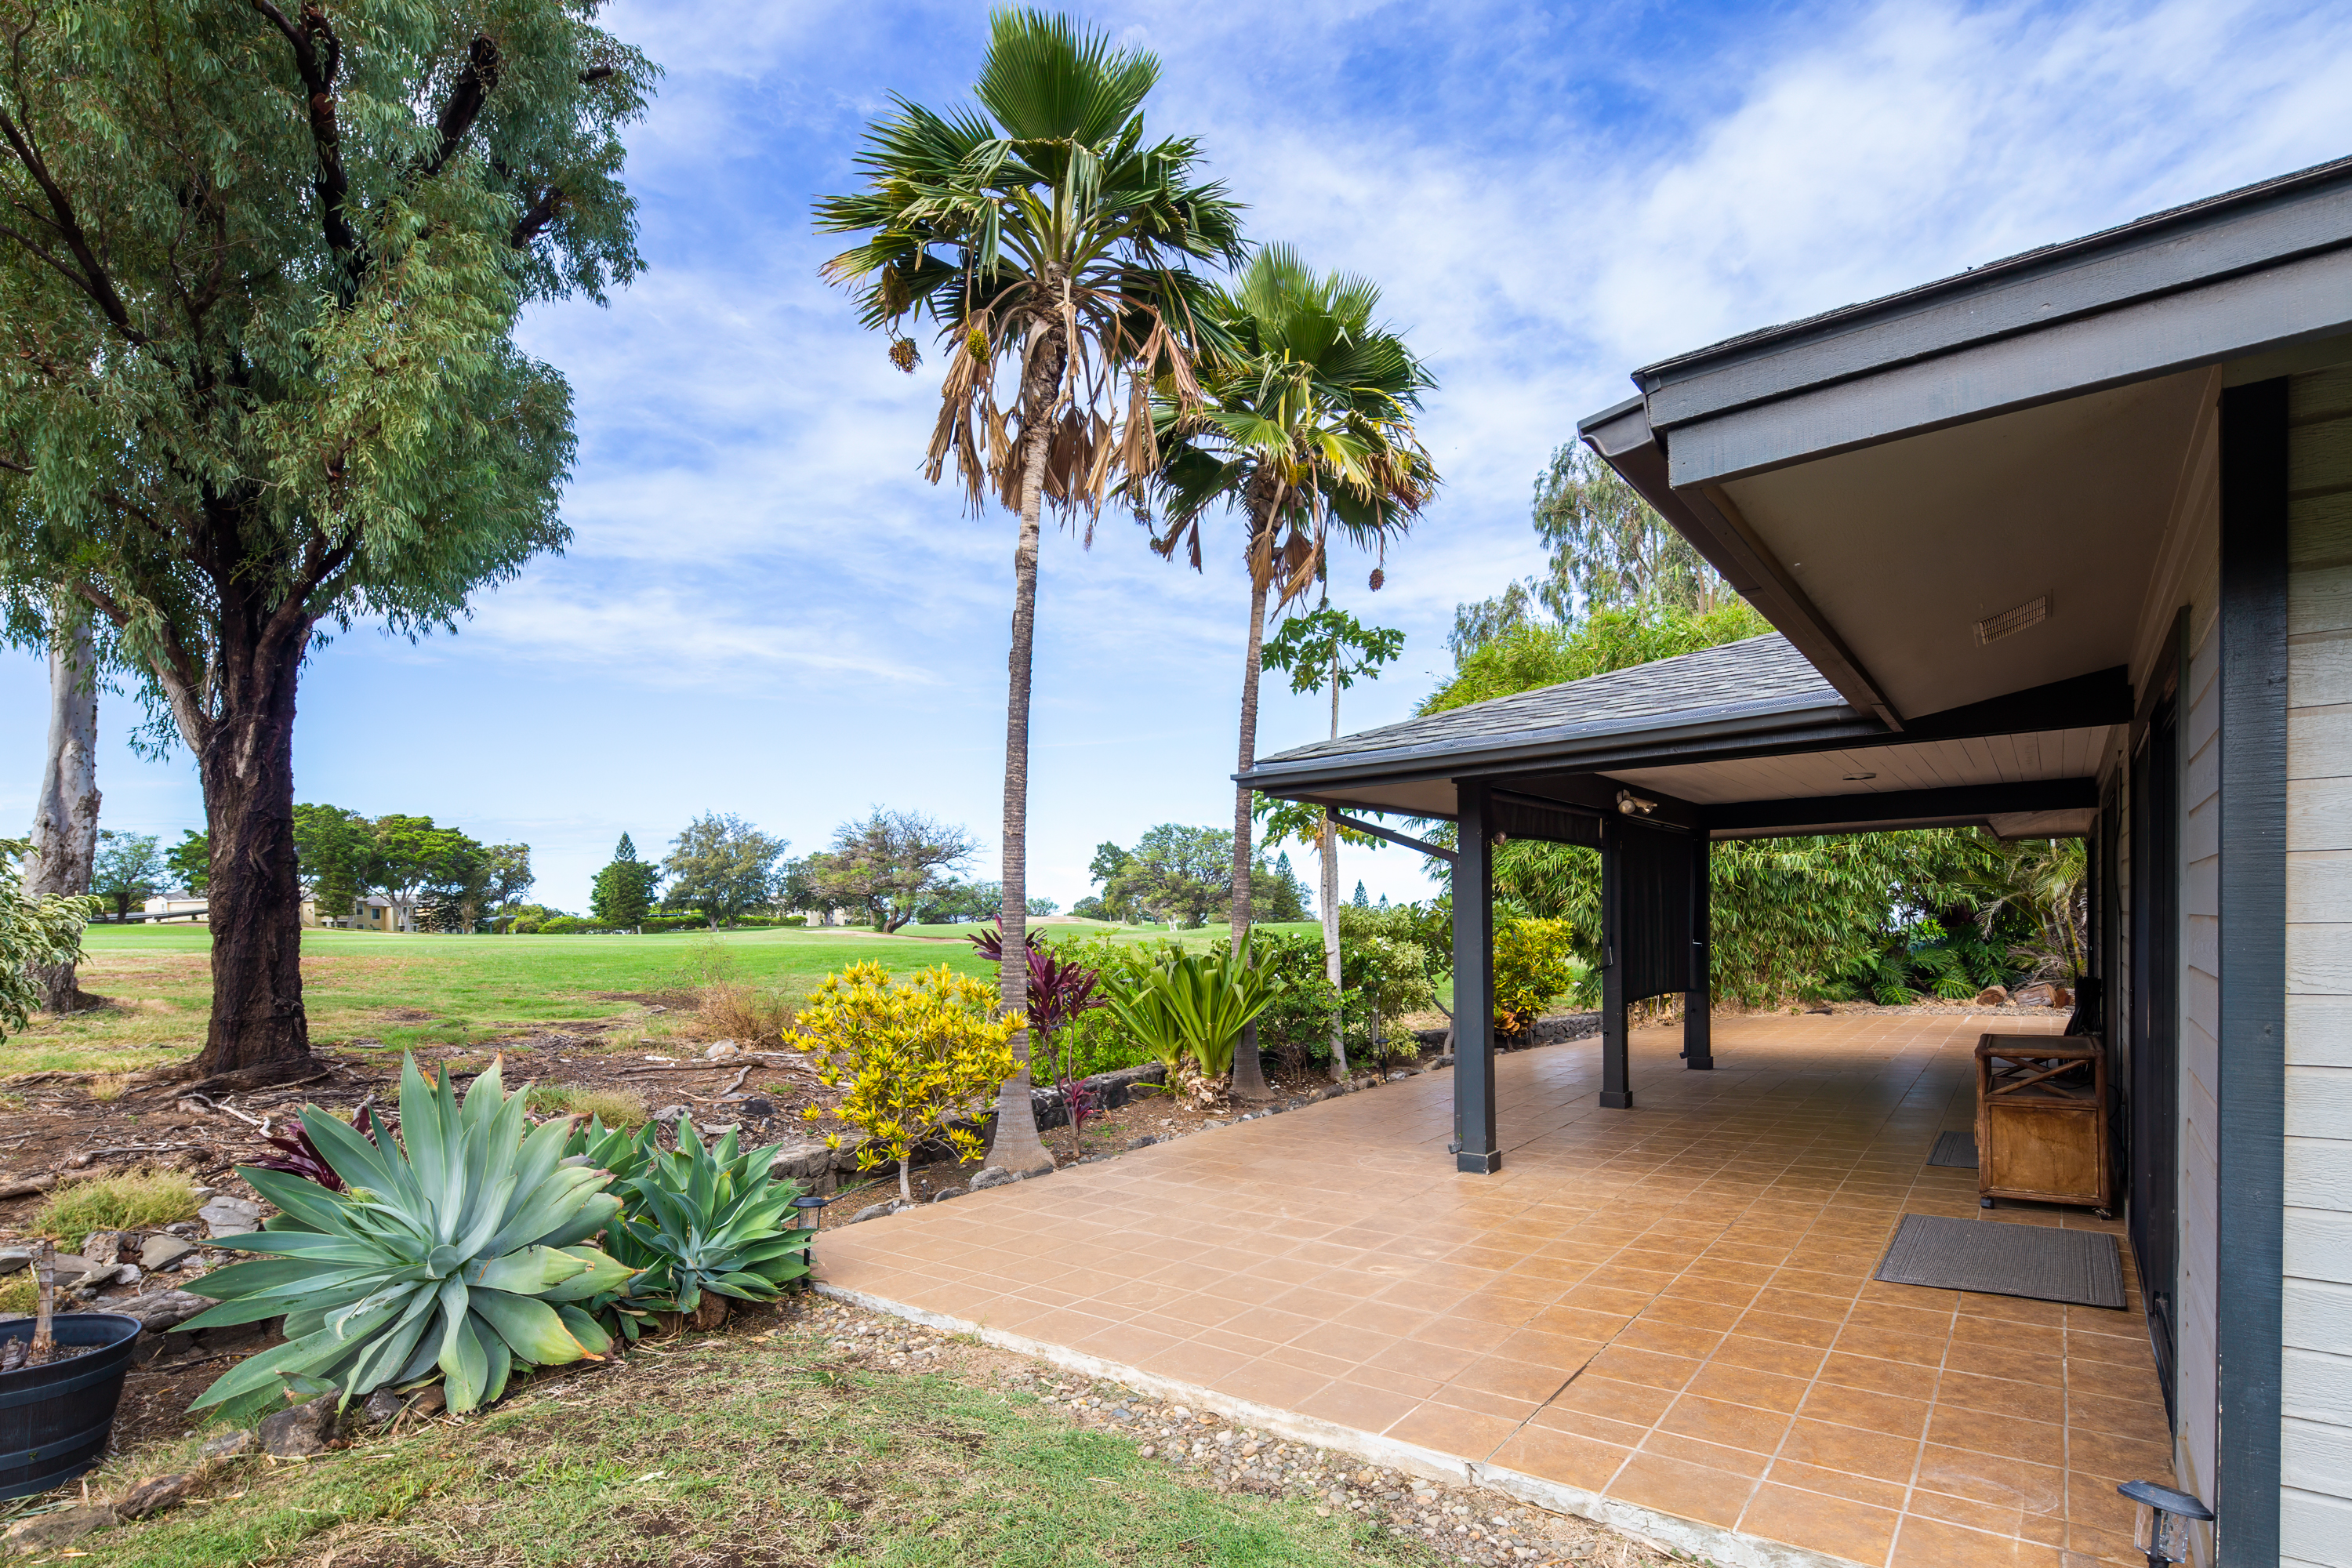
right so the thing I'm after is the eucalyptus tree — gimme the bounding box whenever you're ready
[0,2,653,1081]
[1136,245,1434,1097]
[6,596,103,1011]
[815,9,1243,1169]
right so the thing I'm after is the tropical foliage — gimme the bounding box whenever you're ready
[1491,917,1577,1033]
[971,922,1108,1156]
[799,964,1022,1200]
[1097,945,1286,1083]
[815,9,1245,1171]
[186,1058,633,1417]
[0,839,97,1041]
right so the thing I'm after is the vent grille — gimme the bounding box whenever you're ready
[1975,594,2050,646]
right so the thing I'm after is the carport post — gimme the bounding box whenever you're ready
[1452,782,1501,1172]
[1683,831,1714,1070]
[1599,820,1633,1109]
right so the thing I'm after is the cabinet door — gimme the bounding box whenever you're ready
[1987,1102,2100,1201]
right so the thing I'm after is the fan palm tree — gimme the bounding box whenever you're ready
[1136,245,1436,1098]
[815,9,1243,1170]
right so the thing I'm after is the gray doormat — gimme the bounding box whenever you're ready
[1875,1213,2126,1308]
[1928,1131,1979,1168]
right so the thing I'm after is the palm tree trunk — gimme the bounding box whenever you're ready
[27,607,100,1014]
[1323,652,1347,1079]
[985,325,1065,1177]
[1228,563,1273,1103]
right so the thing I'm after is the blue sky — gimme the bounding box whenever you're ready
[6,0,2350,914]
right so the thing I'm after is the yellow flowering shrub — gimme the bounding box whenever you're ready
[1492,917,1576,1035]
[799,962,1021,1202]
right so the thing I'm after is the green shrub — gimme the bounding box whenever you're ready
[34,1169,200,1237]
[779,915,808,927]
[538,915,597,934]
[0,1274,38,1318]
[1494,917,1576,1033]
[510,919,544,935]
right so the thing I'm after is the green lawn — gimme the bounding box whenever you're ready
[64,1308,1444,1568]
[5,926,1004,1076]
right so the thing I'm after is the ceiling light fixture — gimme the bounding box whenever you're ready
[1616,789,1657,817]
[1976,593,2051,646]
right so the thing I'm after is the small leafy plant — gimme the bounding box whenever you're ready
[185,1056,636,1417]
[799,963,1020,1201]
[253,1102,401,1192]
[1492,917,1575,1035]
[1099,946,1285,1095]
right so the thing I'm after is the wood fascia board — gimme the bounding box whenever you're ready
[2131,371,2225,702]
[1640,173,2352,430]
[1661,247,2352,489]
[1702,778,2098,834]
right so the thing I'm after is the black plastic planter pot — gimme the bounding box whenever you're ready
[0,1314,143,1500]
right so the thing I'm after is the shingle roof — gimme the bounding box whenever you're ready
[1251,633,1850,775]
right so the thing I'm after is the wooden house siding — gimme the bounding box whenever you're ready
[2284,362,2352,1565]
[2180,597,2223,1514]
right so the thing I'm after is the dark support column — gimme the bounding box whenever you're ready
[2215,376,2287,1567]
[1682,831,1713,1070]
[1451,783,1501,1173]
[1599,820,1632,1109]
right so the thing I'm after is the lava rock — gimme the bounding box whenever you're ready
[140,1234,197,1272]
[1126,1135,1156,1149]
[967,1166,1016,1191]
[200,1428,257,1461]
[259,1393,343,1457]
[3,1504,113,1552]
[409,1386,447,1417]
[362,1388,404,1425]
[736,1098,774,1118]
[81,1231,129,1266]
[652,1104,692,1123]
[931,1186,964,1203]
[110,1289,213,1333]
[114,1472,195,1520]
[199,1197,265,1238]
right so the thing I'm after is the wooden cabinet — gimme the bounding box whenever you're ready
[1975,1034,2111,1213]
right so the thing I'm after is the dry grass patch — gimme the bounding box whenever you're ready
[695,981,797,1045]
[524,1083,651,1126]
[86,1073,132,1102]
[33,1169,201,1238]
[0,1274,35,1317]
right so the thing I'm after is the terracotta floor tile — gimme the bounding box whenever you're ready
[1657,1392,1795,1456]
[1070,1321,1188,1366]
[1800,1382,1933,1438]
[1942,1338,2065,1387]
[1682,1360,1813,1414]
[1766,1457,1911,1512]
[1367,1338,1478,1382]
[1835,1323,1951,1368]
[2064,1389,2165,1439]
[1912,1444,2065,1512]
[1135,1338,1254,1385]
[1737,1309,1845,1348]
[2065,1358,2165,1407]
[1711,1334,1828,1380]
[1584,1345,1704,1392]
[1927,1406,2066,1465]
[1889,1514,2067,1568]
[2063,1426,2176,1482]
[1740,1482,1902,1566]
[1608,1450,1757,1528]
[1527,1304,1636,1341]
[1642,1428,1773,1479]
[1751,1286,1856,1323]
[1933,1368,2066,1425]
[1614,1318,1727,1359]
[1351,1361,1446,1400]
[1384,1402,1521,1461]
[1529,1403,1653,1449]
[1450,1354,1572,1404]
[1777,1417,1925,1484]
[1548,1374,1679,1428]
[1490,1425,1634,1492]
[1290,1378,1422,1436]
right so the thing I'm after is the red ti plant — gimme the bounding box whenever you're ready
[252,1102,398,1192]
[971,922,1105,1157]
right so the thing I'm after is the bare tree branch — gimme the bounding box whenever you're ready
[426,36,500,176]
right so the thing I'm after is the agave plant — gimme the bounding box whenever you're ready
[611,1116,812,1328]
[187,1057,637,1417]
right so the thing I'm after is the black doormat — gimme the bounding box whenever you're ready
[1927,1131,1979,1168]
[1875,1213,2126,1308]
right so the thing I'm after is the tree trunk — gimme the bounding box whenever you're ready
[1323,656,1347,1080]
[985,322,1066,1177]
[189,618,314,1083]
[26,609,100,1014]
[1227,551,1273,1103]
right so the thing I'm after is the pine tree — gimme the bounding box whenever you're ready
[592,835,660,929]
[1352,880,1370,909]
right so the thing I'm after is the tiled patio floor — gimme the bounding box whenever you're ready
[815,1014,2175,1568]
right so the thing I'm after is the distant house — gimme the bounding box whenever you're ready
[138,894,209,924]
